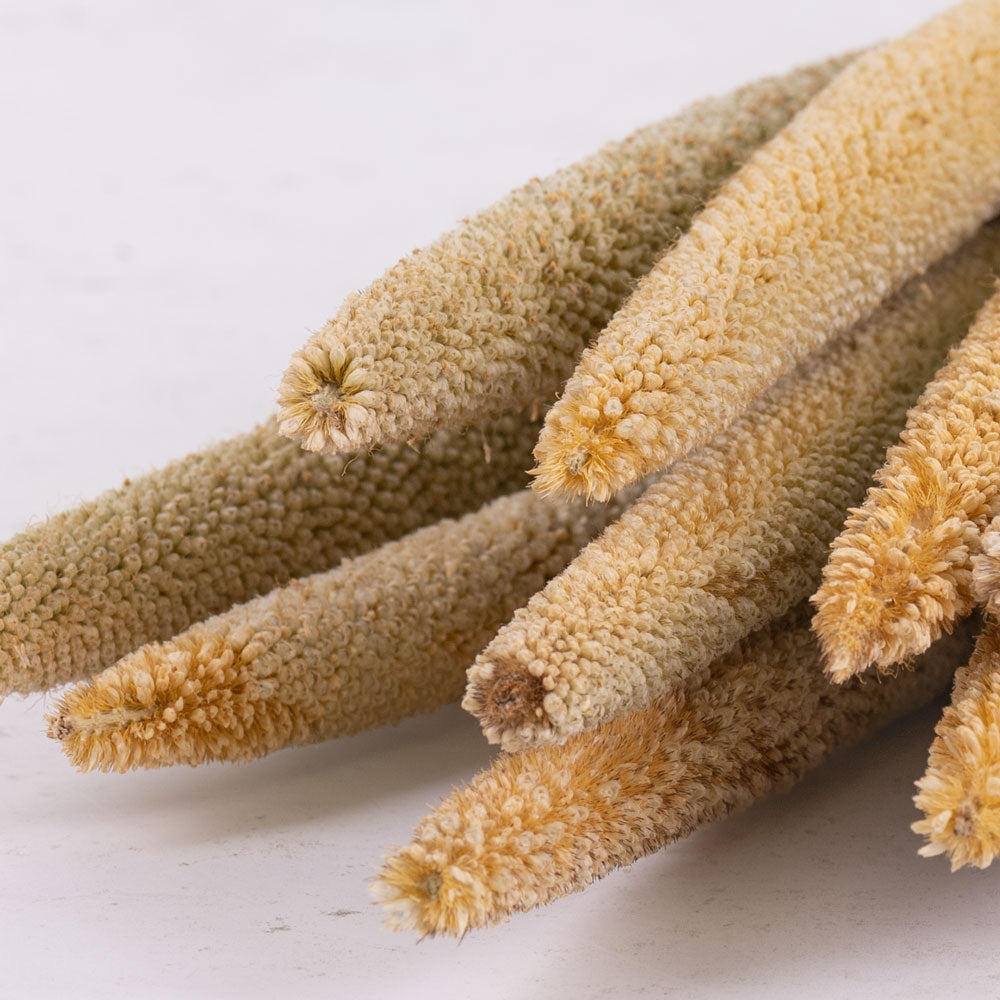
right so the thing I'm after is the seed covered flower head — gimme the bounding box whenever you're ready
[276,58,851,454]
[913,621,1000,870]
[532,0,1000,500]
[376,607,972,937]
[465,224,1000,750]
[46,483,639,771]
[0,411,541,697]
[813,283,1000,682]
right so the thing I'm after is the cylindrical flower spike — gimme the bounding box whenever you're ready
[0,412,541,697]
[972,514,1000,617]
[913,622,1000,870]
[276,58,852,455]
[464,225,1000,751]
[813,285,1000,682]
[47,483,641,771]
[375,607,973,937]
[532,0,1000,501]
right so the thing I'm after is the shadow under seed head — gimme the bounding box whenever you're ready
[473,660,546,733]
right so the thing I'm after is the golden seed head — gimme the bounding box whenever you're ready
[381,609,969,936]
[274,61,851,456]
[914,624,1000,871]
[46,635,262,772]
[531,422,637,502]
[814,286,1000,677]
[533,0,1000,500]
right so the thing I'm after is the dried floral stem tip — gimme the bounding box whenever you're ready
[913,622,1000,870]
[47,483,640,771]
[465,224,1000,751]
[276,58,852,455]
[972,514,1000,617]
[375,606,972,937]
[532,0,1000,501]
[813,285,1000,683]
[1,412,540,697]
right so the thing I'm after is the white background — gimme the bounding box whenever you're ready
[2,1,997,997]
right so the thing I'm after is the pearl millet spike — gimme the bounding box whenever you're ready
[465,224,1000,751]
[276,58,852,455]
[0,412,541,697]
[375,607,973,937]
[814,285,1000,682]
[532,0,1000,501]
[913,621,1000,870]
[47,483,641,771]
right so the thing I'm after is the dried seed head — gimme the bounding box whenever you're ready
[815,284,1000,681]
[913,622,1000,870]
[531,423,638,503]
[48,484,639,771]
[468,224,1000,750]
[277,339,381,453]
[47,635,257,772]
[534,1,1000,500]
[276,59,852,455]
[379,608,972,936]
[1,408,543,698]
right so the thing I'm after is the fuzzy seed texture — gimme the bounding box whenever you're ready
[0,413,541,696]
[532,0,1000,501]
[814,285,1000,681]
[913,622,1000,870]
[276,58,851,454]
[47,485,639,771]
[464,225,1000,750]
[376,606,972,937]
[972,514,1000,617]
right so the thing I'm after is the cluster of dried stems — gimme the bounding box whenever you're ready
[5,0,1000,938]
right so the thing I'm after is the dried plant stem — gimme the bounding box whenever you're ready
[464,225,1000,750]
[532,0,1000,500]
[276,58,851,454]
[47,484,640,771]
[913,621,1000,870]
[814,286,1000,682]
[1,413,540,696]
[375,607,972,937]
